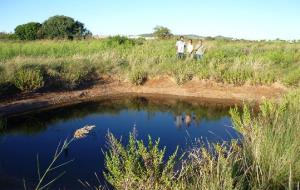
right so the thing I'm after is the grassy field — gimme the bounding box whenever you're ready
[1,38,300,189]
[1,37,300,96]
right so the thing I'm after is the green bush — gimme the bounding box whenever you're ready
[58,63,97,89]
[106,35,136,46]
[104,132,179,190]
[14,22,42,40]
[13,66,44,92]
[40,15,91,40]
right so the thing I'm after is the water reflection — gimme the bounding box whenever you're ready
[3,96,231,135]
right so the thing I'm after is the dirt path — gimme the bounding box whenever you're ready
[0,76,287,117]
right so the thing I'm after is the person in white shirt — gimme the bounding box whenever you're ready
[175,36,185,59]
[186,39,194,58]
[194,40,205,60]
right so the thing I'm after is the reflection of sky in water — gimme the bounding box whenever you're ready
[0,98,240,190]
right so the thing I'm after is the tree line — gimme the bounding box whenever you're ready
[3,15,92,40]
[0,15,175,41]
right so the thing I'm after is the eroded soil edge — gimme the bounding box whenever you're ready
[0,77,287,117]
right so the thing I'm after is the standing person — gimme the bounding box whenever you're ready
[186,39,194,59]
[176,36,185,59]
[195,40,206,60]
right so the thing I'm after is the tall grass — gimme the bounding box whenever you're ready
[0,39,299,94]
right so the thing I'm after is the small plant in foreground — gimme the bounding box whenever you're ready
[103,131,179,190]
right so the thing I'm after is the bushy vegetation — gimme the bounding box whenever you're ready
[13,65,44,92]
[102,90,300,189]
[40,15,91,40]
[14,22,42,40]
[104,132,179,189]
[11,15,91,41]
[0,39,299,95]
[153,26,173,39]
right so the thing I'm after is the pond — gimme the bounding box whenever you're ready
[0,96,241,190]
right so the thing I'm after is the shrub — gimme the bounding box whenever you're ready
[14,22,42,40]
[153,26,172,39]
[40,15,91,40]
[106,35,136,46]
[179,143,243,190]
[58,63,97,89]
[13,66,44,92]
[104,131,179,190]
[128,69,147,85]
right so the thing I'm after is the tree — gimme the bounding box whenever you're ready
[153,26,172,39]
[14,22,42,40]
[40,15,91,40]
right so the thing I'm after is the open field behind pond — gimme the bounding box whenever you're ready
[0,38,299,97]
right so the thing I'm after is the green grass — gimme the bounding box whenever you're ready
[0,39,299,95]
[101,90,300,189]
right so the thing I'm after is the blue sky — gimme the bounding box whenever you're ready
[1,0,300,40]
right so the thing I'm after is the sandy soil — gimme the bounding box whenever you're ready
[0,76,287,117]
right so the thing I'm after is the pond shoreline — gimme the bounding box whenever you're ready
[0,76,287,117]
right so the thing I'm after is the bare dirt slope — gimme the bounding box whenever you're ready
[0,76,287,117]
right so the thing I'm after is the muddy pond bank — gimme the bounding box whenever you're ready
[0,77,287,117]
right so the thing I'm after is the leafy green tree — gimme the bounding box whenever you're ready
[14,22,42,40]
[40,15,91,40]
[153,26,172,39]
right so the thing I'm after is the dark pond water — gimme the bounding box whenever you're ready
[0,96,241,190]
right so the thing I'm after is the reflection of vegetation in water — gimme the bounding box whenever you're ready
[4,96,231,135]
[0,117,7,130]
[3,116,47,135]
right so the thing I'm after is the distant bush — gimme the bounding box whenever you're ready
[40,15,91,40]
[106,35,136,46]
[0,32,17,40]
[13,65,44,92]
[153,26,172,39]
[14,22,42,40]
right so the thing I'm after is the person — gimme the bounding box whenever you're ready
[194,40,205,60]
[186,39,194,58]
[176,36,185,59]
